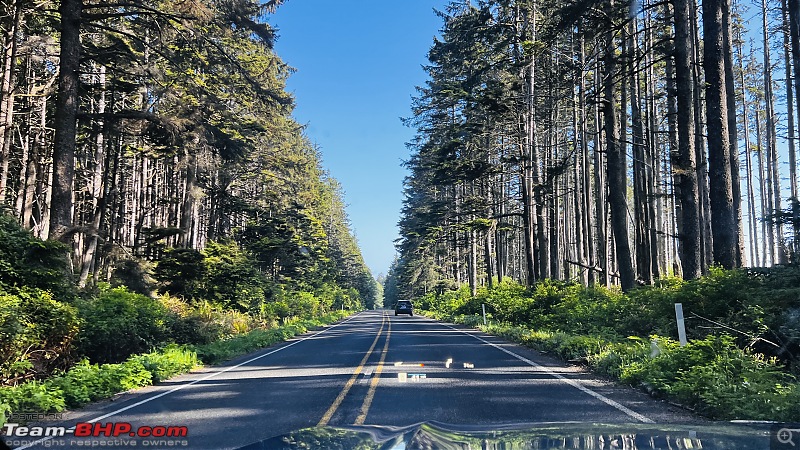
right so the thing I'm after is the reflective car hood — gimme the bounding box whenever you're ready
[237,421,777,449]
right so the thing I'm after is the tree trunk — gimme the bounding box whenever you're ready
[724,0,744,266]
[49,0,81,243]
[672,0,702,278]
[0,0,20,203]
[784,0,800,256]
[604,22,635,292]
[762,0,786,264]
[78,66,106,288]
[703,0,738,269]
[736,34,760,266]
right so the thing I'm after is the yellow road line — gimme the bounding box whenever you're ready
[354,316,391,425]
[317,313,386,427]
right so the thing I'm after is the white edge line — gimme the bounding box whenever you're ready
[15,313,361,450]
[443,323,655,424]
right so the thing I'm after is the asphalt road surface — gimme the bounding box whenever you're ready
[5,311,700,449]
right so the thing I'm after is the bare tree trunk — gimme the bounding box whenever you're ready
[604,18,635,292]
[784,0,800,257]
[703,0,738,269]
[79,66,105,287]
[0,0,20,203]
[761,0,786,264]
[50,0,81,244]
[666,7,683,277]
[671,0,702,278]
[579,35,596,285]
[756,108,772,264]
[179,147,197,248]
[594,61,609,286]
[468,228,477,296]
[629,22,653,284]
[724,0,744,266]
[736,35,760,266]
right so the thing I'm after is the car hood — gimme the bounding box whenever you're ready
[237,421,777,449]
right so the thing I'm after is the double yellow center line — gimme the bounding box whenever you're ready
[354,316,390,425]
[317,313,391,427]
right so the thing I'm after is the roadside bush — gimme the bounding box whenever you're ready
[131,346,198,383]
[548,284,625,335]
[110,259,155,296]
[316,283,359,312]
[427,309,800,421]
[0,345,202,426]
[75,287,170,363]
[288,292,320,318]
[0,380,66,414]
[0,213,72,298]
[619,334,800,419]
[0,288,80,384]
[49,359,152,407]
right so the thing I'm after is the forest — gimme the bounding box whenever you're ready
[388,0,800,296]
[382,0,800,420]
[0,0,378,416]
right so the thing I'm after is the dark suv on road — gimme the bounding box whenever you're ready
[395,301,413,316]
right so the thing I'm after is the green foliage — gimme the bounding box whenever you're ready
[131,345,199,383]
[49,359,153,407]
[0,381,66,415]
[199,241,267,312]
[619,335,800,419]
[110,259,156,296]
[417,267,800,421]
[0,214,72,298]
[154,248,206,299]
[0,288,80,383]
[421,269,800,346]
[0,344,203,428]
[450,314,800,420]
[75,287,170,363]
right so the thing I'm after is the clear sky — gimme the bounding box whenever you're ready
[269,1,450,277]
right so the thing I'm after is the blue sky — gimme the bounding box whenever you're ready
[270,1,449,277]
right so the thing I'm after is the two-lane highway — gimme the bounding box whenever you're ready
[8,311,699,449]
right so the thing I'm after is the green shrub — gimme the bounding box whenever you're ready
[0,344,203,428]
[131,345,198,383]
[0,288,80,383]
[153,248,205,299]
[199,241,267,312]
[0,214,72,297]
[110,259,155,296]
[445,312,800,421]
[54,359,152,406]
[0,381,66,414]
[194,326,305,364]
[76,287,170,363]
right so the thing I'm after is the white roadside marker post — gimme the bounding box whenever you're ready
[675,303,687,346]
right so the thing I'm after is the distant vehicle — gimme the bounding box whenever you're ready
[395,300,413,316]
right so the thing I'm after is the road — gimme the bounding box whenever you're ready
[5,311,699,449]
